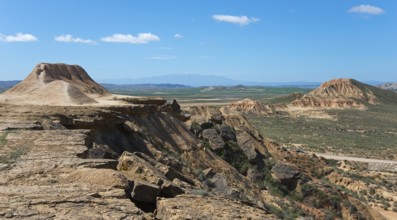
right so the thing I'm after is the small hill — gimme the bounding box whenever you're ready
[228,98,269,114]
[227,98,287,114]
[379,82,397,92]
[0,63,110,105]
[291,78,397,108]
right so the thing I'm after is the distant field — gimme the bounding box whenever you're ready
[109,86,311,105]
[249,104,397,160]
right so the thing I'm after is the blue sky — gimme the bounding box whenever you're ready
[0,0,396,82]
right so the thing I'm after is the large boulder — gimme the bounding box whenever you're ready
[236,131,259,161]
[117,152,186,199]
[202,129,225,151]
[271,164,301,190]
[215,124,236,141]
[160,181,185,198]
[209,173,249,202]
[246,167,263,182]
[131,181,161,203]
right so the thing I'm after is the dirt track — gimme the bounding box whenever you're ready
[314,152,397,164]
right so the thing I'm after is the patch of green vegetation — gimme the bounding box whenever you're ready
[108,86,310,105]
[249,104,397,159]
[215,141,252,175]
[0,147,28,165]
[0,132,8,146]
[262,92,305,105]
[191,189,209,196]
[265,203,305,220]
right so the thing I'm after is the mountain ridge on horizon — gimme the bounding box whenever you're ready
[98,73,322,87]
[1,74,390,89]
[97,74,388,88]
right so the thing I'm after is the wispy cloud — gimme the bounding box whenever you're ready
[348,5,385,15]
[101,33,160,44]
[0,33,38,42]
[212,14,259,26]
[148,55,177,60]
[55,34,96,44]
[174,33,183,39]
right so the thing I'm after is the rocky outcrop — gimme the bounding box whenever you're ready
[226,98,288,115]
[202,129,225,150]
[156,195,275,220]
[227,98,271,114]
[0,130,141,219]
[290,96,363,108]
[131,181,161,203]
[215,124,236,141]
[117,152,187,201]
[271,164,301,189]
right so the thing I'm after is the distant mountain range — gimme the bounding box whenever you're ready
[98,74,322,88]
[101,83,191,90]
[379,82,397,92]
[0,74,392,91]
[0,80,21,92]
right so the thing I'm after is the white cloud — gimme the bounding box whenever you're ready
[55,34,96,44]
[348,5,385,15]
[0,33,38,42]
[174,33,183,39]
[101,33,160,44]
[212,14,259,26]
[148,55,177,60]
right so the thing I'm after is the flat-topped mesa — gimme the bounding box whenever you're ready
[1,63,111,106]
[6,63,108,95]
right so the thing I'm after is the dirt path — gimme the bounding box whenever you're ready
[313,152,397,164]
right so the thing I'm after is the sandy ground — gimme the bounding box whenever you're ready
[374,207,397,220]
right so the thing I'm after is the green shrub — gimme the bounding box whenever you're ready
[191,189,209,196]
[0,147,27,165]
[382,202,391,210]
[215,141,252,175]
[190,121,202,136]
[0,132,8,146]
